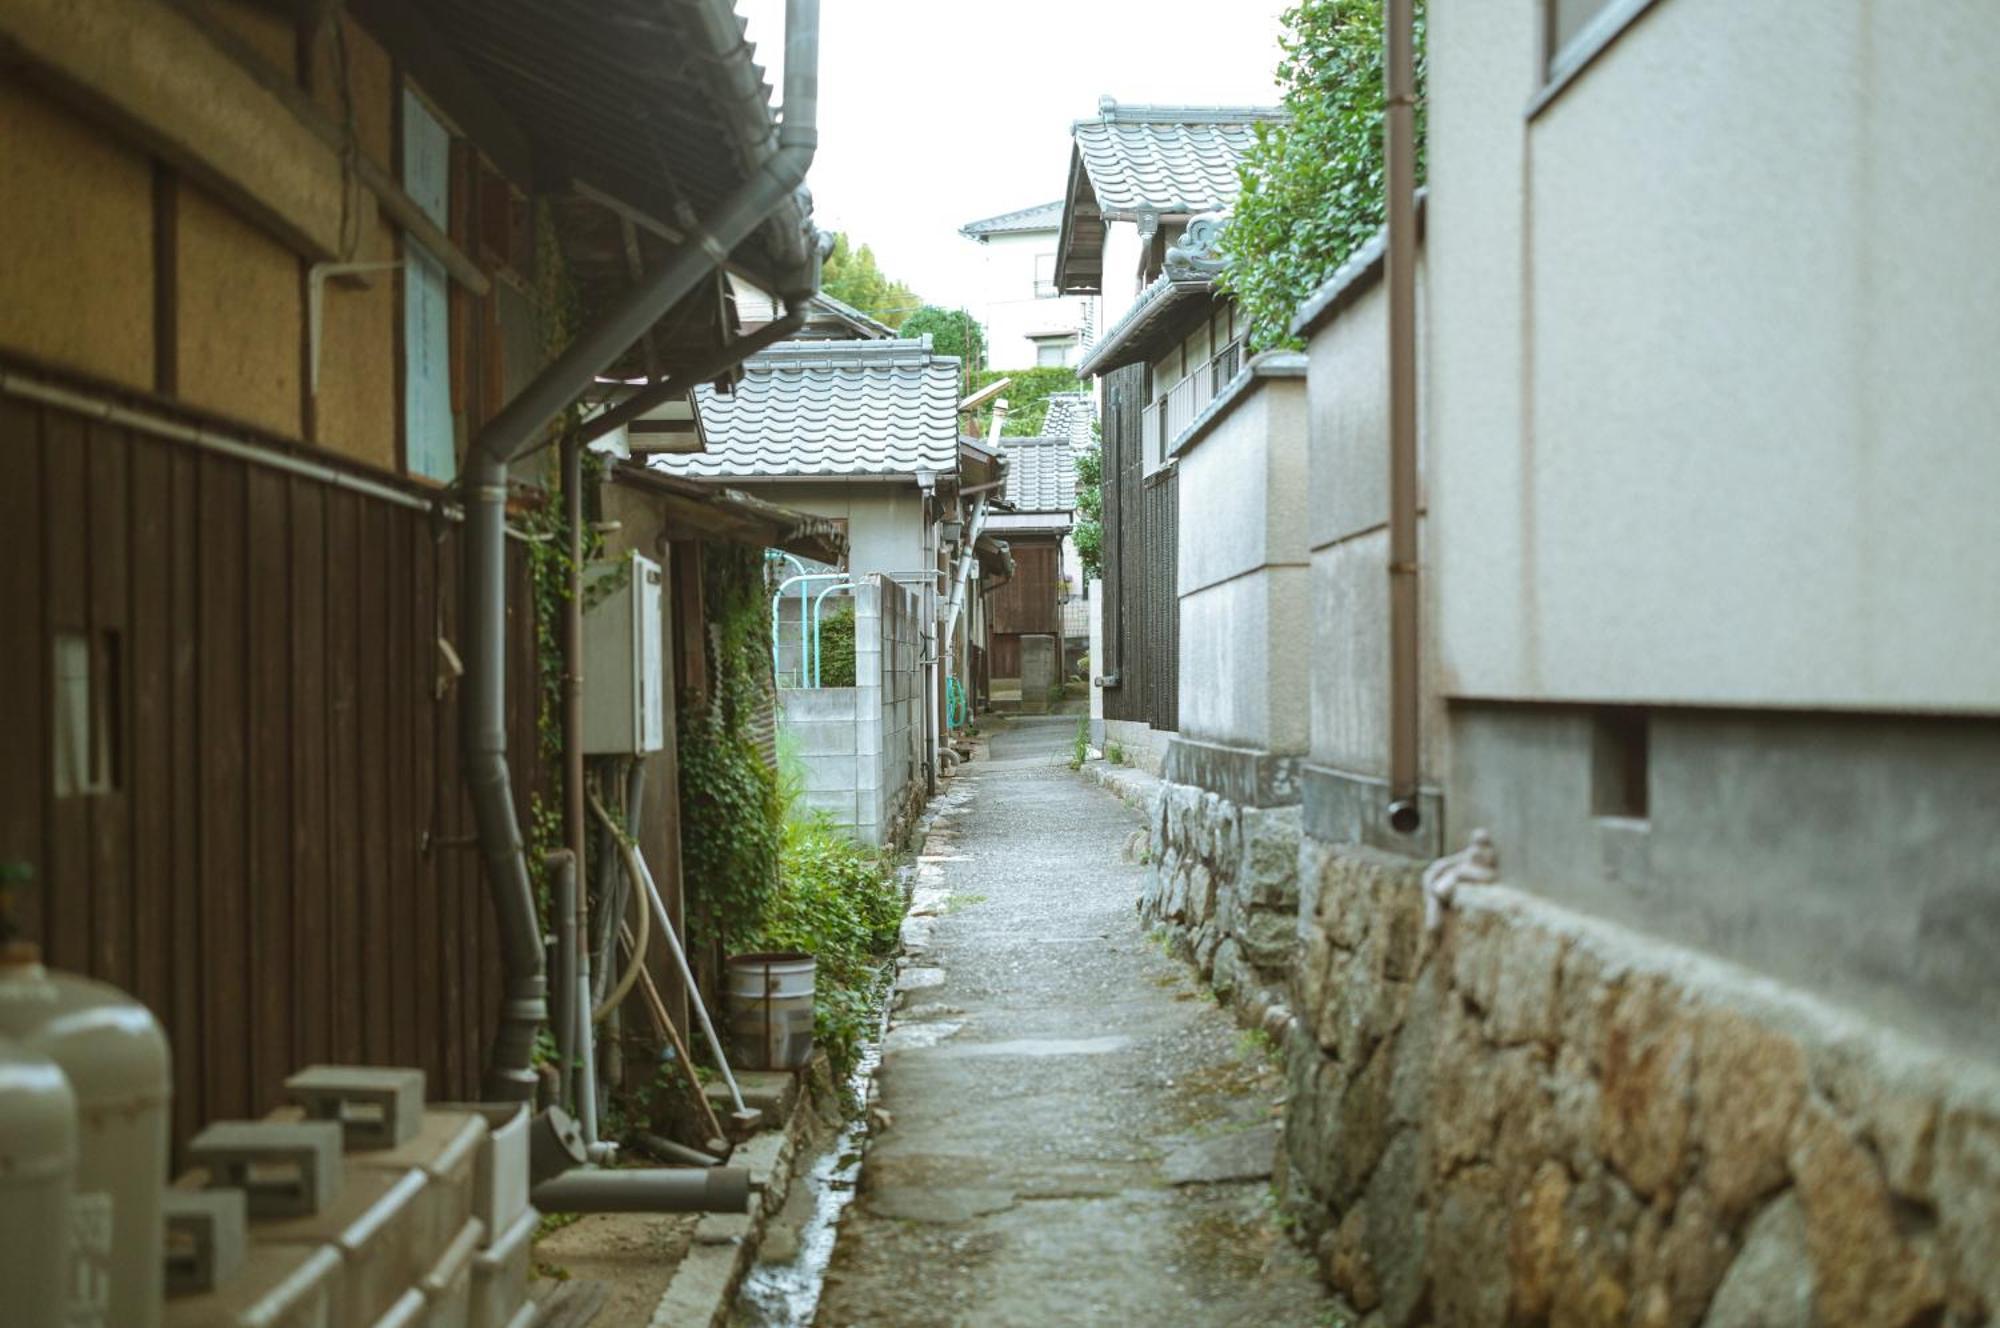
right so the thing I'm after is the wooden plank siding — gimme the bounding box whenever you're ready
[1098,361,1179,729]
[988,540,1062,638]
[0,397,538,1155]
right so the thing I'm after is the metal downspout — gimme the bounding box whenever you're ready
[578,302,810,447]
[1385,0,1422,835]
[464,0,822,1101]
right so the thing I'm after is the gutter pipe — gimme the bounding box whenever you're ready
[1384,0,1422,835]
[579,302,810,447]
[463,0,821,1101]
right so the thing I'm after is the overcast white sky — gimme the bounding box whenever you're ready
[734,0,1289,311]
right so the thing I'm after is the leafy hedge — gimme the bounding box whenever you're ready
[966,366,1086,437]
[1220,0,1427,350]
[815,603,857,688]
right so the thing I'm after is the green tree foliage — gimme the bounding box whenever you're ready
[1071,444,1103,581]
[1220,0,1427,350]
[965,367,1086,437]
[820,232,921,328]
[900,306,986,372]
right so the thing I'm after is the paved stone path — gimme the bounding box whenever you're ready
[815,716,1332,1328]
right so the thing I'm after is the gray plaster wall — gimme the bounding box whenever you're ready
[1176,373,1310,755]
[1446,702,2000,1059]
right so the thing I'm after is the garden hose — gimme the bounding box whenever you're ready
[588,789,651,1024]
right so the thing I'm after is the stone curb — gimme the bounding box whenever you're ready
[1077,757,1163,816]
[646,1062,824,1328]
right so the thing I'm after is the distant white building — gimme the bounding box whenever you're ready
[958,201,1097,371]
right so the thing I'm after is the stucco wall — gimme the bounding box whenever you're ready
[1429,0,2000,713]
[741,481,930,584]
[1175,370,1309,755]
[1303,271,1446,788]
[0,82,155,389]
[966,228,1093,370]
[176,182,303,438]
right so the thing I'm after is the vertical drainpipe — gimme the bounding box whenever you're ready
[1385,0,1422,834]
[464,0,822,1102]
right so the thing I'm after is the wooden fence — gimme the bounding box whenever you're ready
[0,393,541,1154]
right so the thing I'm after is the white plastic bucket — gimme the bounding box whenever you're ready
[724,952,816,1071]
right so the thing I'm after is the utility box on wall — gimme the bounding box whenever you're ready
[582,551,666,754]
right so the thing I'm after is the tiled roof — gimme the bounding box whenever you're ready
[960,200,1065,238]
[1041,392,1098,452]
[1071,101,1283,219]
[658,338,961,480]
[1075,273,1217,378]
[1000,436,1078,513]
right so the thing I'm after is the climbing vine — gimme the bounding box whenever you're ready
[517,200,596,928]
[678,543,784,956]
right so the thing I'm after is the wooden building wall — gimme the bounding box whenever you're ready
[987,539,1062,679]
[1099,362,1179,728]
[0,395,541,1154]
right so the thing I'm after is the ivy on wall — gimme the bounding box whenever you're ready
[678,543,783,958]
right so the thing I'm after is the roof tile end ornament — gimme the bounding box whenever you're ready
[1164,213,1229,281]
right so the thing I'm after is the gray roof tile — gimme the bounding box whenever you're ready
[960,200,1065,237]
[1040,392,1098,452]
[658,338,962,480]
[1000,436,1078,513]
[1072,101,1283,219]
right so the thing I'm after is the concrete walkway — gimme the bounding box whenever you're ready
[816,716,1332,1328]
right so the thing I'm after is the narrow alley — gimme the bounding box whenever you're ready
[814,716,1331,1327]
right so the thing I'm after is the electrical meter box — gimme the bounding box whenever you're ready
[581,551,666,754]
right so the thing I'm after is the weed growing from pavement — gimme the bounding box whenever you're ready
[1105,741,1126,765]
[1070,714,1089,769]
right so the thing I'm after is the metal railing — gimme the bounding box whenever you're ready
[1145,337,1244,463]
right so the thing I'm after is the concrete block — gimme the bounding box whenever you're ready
[286,1065,426,1151]
[162,1242,343,1328]
[437,1104,530,1247]
[164,1187,248,1296]
[351,1110,485,1263]
[257,1166,431,1327]
[417,1216,483,1328]
[374,1287,428,1327]
[468,1208,536,1328]
[189,1120,344,1219]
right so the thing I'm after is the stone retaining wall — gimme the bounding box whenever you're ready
[1142,778,1302,1018]
[1281,838,2000,1328]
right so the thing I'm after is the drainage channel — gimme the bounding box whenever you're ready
[731,780,971,1326]
[728,983,888,1326]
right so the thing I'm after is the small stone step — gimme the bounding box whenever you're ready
[286,1065,426,1151]
[163,1188,248,1295]
[187,1120,344,1219]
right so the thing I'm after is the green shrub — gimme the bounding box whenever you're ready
[816,603,857,688]
[750,812,904,1080]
